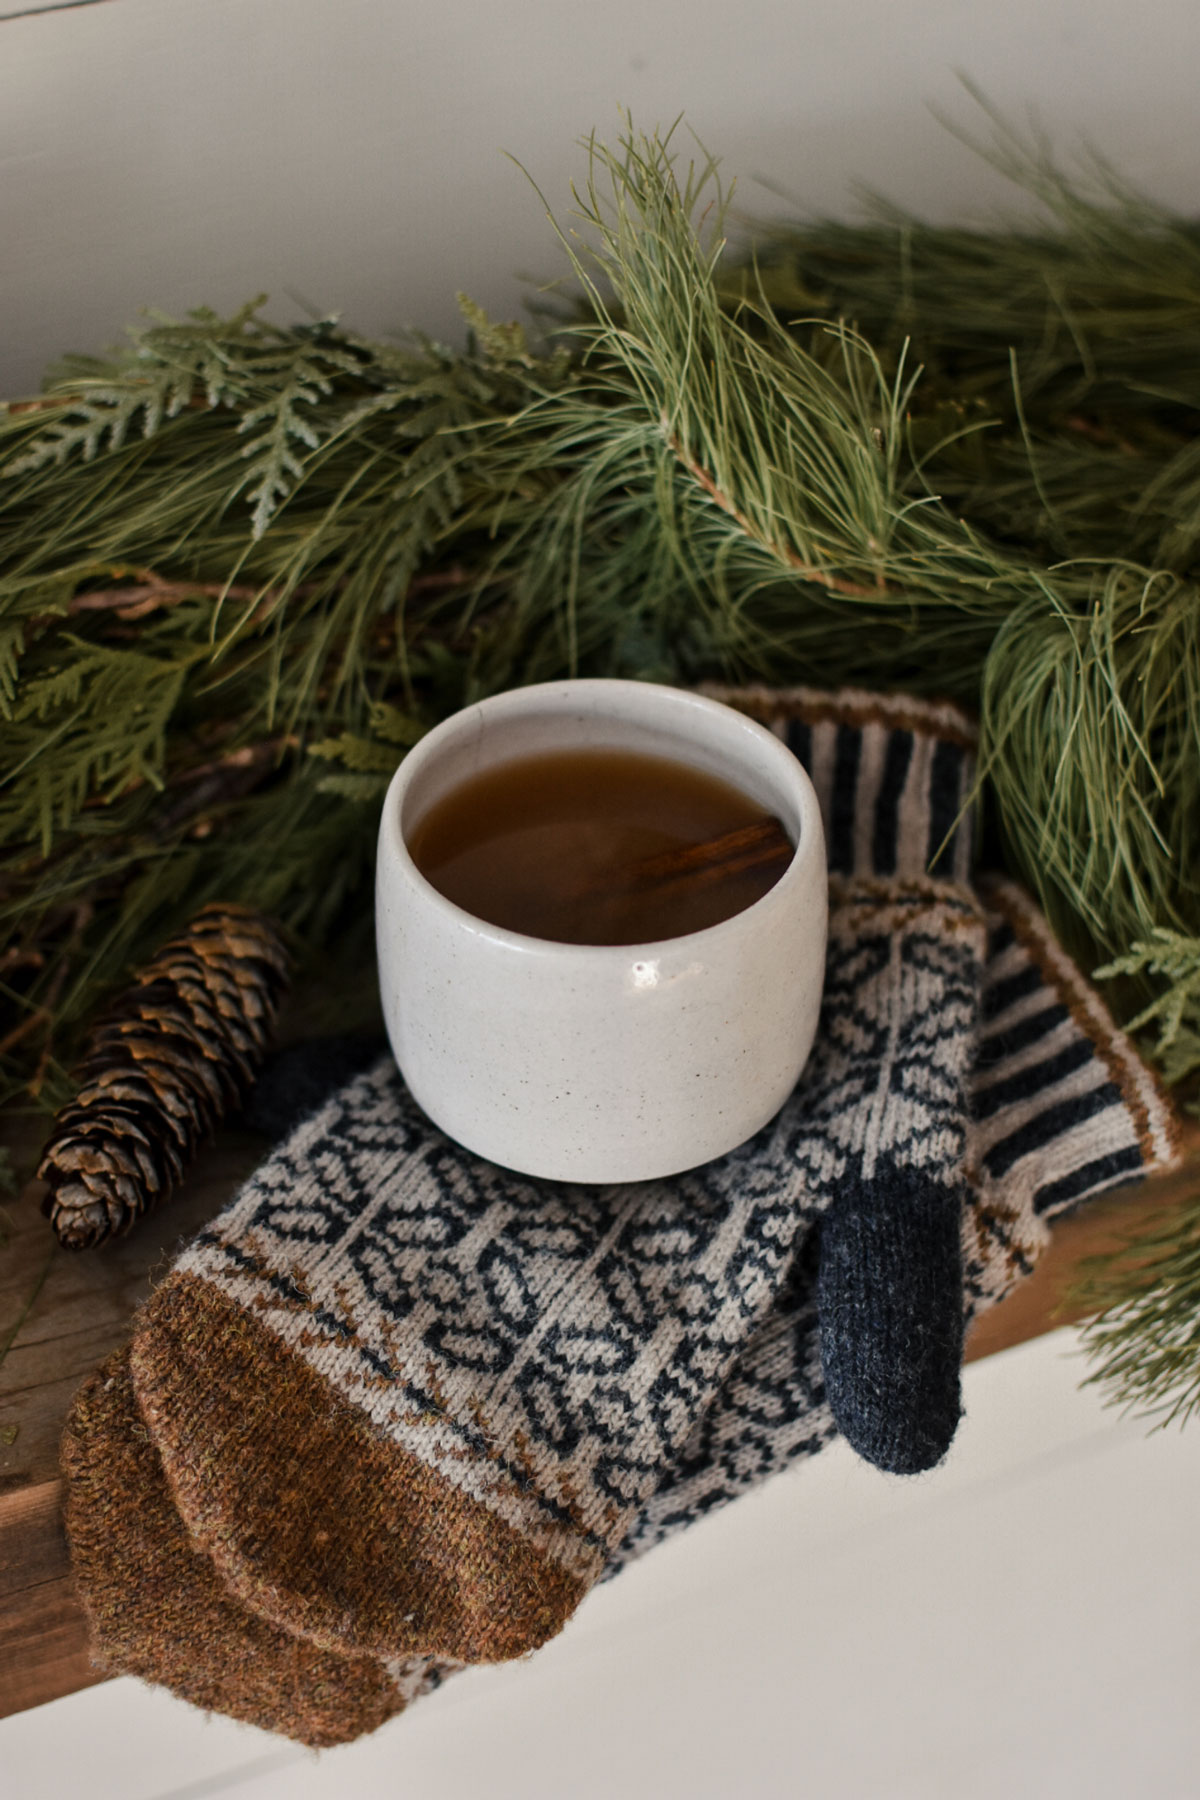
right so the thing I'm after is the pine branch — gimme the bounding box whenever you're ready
[1074,1169,1200,1429]
[2,109,1200,1161]
[980,568,1200,975]
[661,424,887,598]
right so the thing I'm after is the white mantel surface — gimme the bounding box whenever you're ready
[5,1327,1200,1800]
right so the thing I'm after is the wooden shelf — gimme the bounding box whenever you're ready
[0,1127,268,1720]
[2,1106,1196,1723]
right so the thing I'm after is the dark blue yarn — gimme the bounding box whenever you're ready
[816,1160,964,1475]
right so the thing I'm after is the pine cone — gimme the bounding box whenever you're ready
[38,904,290,1250]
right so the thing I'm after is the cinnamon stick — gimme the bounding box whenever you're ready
[570,817,793,901]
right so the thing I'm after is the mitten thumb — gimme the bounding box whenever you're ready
[816,1165,964,1474]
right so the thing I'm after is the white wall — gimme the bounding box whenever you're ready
[3,0,1200,397]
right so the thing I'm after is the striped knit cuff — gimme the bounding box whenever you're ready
[963,875,1182,1314]
[703,683,977,883]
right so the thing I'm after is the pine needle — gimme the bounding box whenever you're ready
[1074,1181,1200,1430]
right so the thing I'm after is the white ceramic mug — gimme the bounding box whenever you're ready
[376,679,827,1182]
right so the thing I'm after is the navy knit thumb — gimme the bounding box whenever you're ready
[816,1162,964,1474]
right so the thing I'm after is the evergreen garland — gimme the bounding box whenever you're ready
[2,115,1198,1416]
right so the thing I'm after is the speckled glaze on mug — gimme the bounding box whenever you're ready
[376,679,827,1182]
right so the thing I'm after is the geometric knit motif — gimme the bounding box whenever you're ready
[133,1041,848,1662]
[802,878,983,1197]
[143,883,982,1640]
[167,1056,821,1571]
[610,1238,831,1570]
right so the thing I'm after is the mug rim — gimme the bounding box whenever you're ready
[378,677,824,961]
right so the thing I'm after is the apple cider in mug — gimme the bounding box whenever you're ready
[406,746,794,946]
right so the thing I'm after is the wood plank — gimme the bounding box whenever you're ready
[0,1476,101,1714]
[0,1127,269,1720]
[965,1142,1200,1362]
[1,1133,270,1496]
[0,1572,104,1717]
[0,1473,105,1715]
[1,1476,69,1595]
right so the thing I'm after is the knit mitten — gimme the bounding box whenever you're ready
[621,873,1179,1556]
[126,1060,843,1665]
[716,686,986,1473]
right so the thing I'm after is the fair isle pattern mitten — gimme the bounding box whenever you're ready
[67,714,1178,1743]
[127,1072,839,1665]
[712,685,985,1473]
[618,876,1179,1560]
